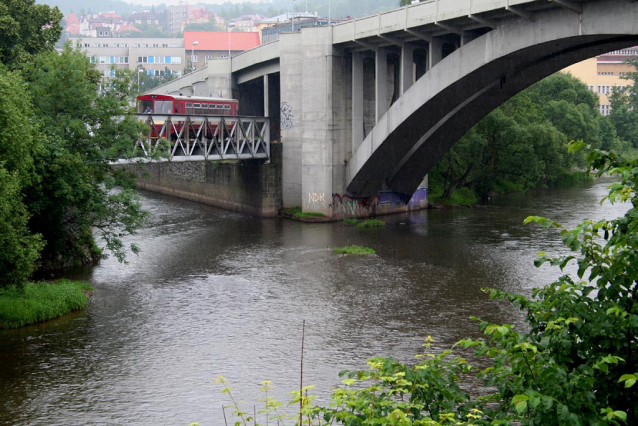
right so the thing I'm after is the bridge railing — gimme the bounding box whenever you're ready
[130,114,270,162]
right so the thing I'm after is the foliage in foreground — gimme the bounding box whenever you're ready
[221,146,637,425]
[0,280,93,329]
[333,245,376,255]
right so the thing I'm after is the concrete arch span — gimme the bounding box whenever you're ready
[347,0,638,198]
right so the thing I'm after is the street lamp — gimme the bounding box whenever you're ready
[137,67,144,90]
[191,40,198,72]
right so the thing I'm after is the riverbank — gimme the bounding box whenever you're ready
[429,171,594,208]
[0,280,93,329]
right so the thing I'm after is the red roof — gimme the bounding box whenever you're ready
[67,13,79,25]
[115,24,142,33]
[184,31,260,52]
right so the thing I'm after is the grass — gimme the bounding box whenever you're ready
[429,186,479,207]
[281,206,327,218]
[333,245,376,255]
[356,219,385,228]
[0,280,93,329]
[343,218,359,226]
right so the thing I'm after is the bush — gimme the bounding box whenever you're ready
[356,219,385,228]
[333,245,375,255]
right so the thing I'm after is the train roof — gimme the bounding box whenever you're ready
[137,94,238,103]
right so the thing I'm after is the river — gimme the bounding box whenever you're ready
[0,178,629,426]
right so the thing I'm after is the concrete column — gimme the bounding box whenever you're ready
[375,48,390,123]
[352,52,364,152]
[205,58,232,99]
[279,33,305,208]
[428,37,444,69]
[400,43,415,94]
[263,74,269,117]
[300,26,335,216]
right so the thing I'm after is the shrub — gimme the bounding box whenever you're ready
[333,245,375,255]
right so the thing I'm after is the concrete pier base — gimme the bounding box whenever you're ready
[122,144,283,217]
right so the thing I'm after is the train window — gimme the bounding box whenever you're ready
[138,100,153,114]
[185,103,193,114]
[193,103,202,114]
[154,100,173,114]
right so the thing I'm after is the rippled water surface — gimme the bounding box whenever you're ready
[0,179,629,425]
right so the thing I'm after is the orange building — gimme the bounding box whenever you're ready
[563,47,638,116]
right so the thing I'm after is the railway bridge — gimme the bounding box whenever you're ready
[146,0,638,218]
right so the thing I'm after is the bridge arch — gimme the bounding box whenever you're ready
[347,0,638,198]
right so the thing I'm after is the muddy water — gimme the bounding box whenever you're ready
[0,178,628,425]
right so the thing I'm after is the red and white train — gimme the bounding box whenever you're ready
[136,94,239,116]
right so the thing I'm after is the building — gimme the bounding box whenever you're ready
[130,10,164,26]
[76,37,185,80]
[183,31,260,70]
[166,1,223,34]
[229,14,266,32]
[563,47,638,116]
[259,12,347,44]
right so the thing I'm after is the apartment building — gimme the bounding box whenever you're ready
[563,47,638,116]
[77,37,185,79]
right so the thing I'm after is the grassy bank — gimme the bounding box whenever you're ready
[281,206,326,218]
[0,280,93,329]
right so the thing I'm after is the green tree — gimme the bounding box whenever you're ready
[0,0,63,68]
[0,68,44,287]
[136,66,178,93]
[430,72,608,201]
[21,44,147,268]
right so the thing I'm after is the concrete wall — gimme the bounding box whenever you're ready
[123,143,282,217]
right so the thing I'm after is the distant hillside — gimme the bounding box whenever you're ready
[38,0,401,20]
[36,0,152,16]
[209,0,401,20]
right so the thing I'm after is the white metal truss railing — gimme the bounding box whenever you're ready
[133,114,270,162]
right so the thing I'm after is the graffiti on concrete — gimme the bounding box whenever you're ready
[330,194,379,218]
[304,192,327,210]
[280,102,294,130]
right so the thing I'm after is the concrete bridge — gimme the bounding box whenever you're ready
[149,0,638,218]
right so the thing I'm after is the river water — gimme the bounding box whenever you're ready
[0,178,629,426]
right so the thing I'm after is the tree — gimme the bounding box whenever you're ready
[0,0,63,68]
[430,72,609,201]
[136,67,178,93]
[183,22,223,32]
[21,44,147,269]
[0,68,44,287]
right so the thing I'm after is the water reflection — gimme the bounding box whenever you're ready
[0,178,628,425]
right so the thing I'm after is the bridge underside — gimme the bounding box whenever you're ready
[347,0,638,198]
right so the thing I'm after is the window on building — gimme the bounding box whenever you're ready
[191,55,198,62]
